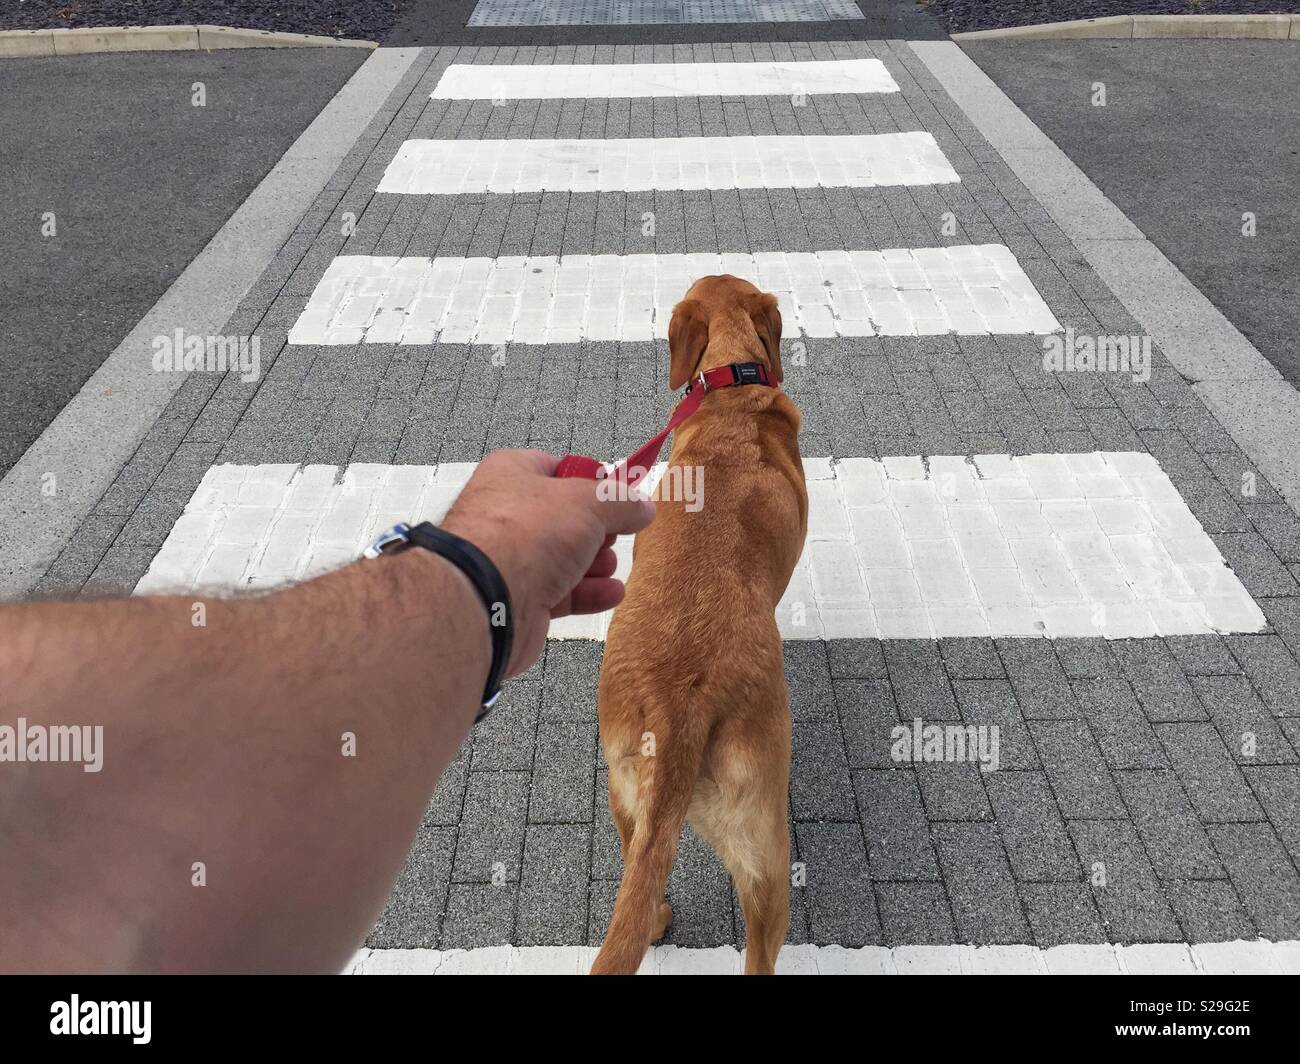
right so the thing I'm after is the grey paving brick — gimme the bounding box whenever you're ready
[916,762,992,821]
[985,771,1078,882]
[1029,719,1124,819]
[452,771,530,883]
[826,637,886,679]
[1114,770,1223,881]
[938,637,1005,679]
[1166,880,1257,943]
[1283,717,1300,756]
[836,678,900,769]
[1242,765,1300,866]
[471,680,540,771]
[1244,503,1300,564]
[1052,637,1120,679]
[1192,674,1298,766]
[883,641,959,721]
[791,720,856,821]
[784,639,835,722]
[1262,598,1300,659]
[529,719,597,823]
[1164,634,1241,677]
[794,822,881,946]
[516,824,592,946]
[541,640,603,719]
[932,822,1030,944]
[440,882,517,949]
[1020,882,1106,947]
[1225,634,1300,717]
[1155,723,1264,823]
[954,678,1039,771]
[1068,820,1181,942]
[1071,678,1168,770]
[875,882,956,945]
[1207,822,1300,940]
[996,639,1080,719]
[854,768,940,881]
[1110,639,1205,723]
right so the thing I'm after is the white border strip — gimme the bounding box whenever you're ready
[350,940,1300,975]
[431,58,900,99]
[377,133,959,195]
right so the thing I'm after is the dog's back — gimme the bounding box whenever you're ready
[592,276,807,975]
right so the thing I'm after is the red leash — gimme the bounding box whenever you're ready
[555,362,777,487]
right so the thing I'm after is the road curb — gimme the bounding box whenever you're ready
[0,25,377,58]
[953,14,1299,42]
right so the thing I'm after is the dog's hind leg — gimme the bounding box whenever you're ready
[733,807,790,976]
[607,756,672,942]
[592,725,705,975]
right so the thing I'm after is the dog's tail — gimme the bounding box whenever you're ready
[590,723,706,976]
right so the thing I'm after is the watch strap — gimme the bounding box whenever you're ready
[405,522,514,722]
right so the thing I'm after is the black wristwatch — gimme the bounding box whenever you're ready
[364,521,513,722]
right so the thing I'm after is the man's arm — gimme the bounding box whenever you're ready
[0,451,653,973]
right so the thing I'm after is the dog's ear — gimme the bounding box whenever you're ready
[744,291,783,383]
[668,298,709,391]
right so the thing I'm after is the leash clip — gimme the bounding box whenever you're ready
[692,371,710,394]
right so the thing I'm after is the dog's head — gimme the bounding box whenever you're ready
[667,275,783,391]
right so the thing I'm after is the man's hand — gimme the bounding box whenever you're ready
[440,450,655,676]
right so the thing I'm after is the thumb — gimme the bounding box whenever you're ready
[578,485,656,537]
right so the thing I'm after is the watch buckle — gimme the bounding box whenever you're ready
[363,522,412,559]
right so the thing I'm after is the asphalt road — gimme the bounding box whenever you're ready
[962,39,1300,383]
[0,46,368,477]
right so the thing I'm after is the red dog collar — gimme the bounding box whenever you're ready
[555,361,776,486]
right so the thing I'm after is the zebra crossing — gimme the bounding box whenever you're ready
[50,39,1298,957]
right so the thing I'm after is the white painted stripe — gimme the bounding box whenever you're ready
[349,939,1299,975]
[430,58,900,100]
[286,246,1060,346]
[134,455,1265,640]
[377,132,958,195]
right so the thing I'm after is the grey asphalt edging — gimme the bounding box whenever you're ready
[908,39,1300,516]
[952,14,1300,41]
[0,25,377,58]
[0,46,421,600]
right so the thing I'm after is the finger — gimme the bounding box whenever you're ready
[584,546,619,579]
[566,577,626,616]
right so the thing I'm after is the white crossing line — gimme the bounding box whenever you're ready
[286,247,1060,346]
[430,58,900,100]
[135,455,1264,640]
[350,939,1300,975]
[377,133,958,195]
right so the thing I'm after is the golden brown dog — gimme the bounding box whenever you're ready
[591,275,807,976]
